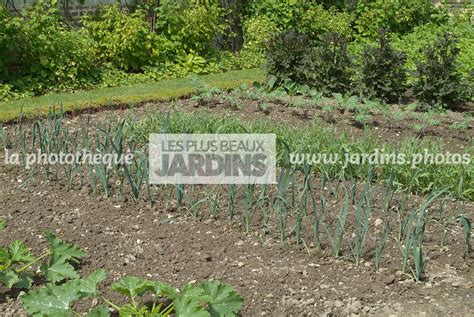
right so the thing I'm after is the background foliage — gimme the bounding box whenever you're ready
[0,0,472,108]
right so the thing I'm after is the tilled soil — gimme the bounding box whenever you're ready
[0,163,473,316]
[0,100,473,316]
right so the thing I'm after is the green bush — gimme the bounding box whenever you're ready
[155,0,228,58]
[354,0,447,39]
[0,0,99,95]
[83,5,167,72]
[247,0,353,36]
[392,21,474,84]
[413,33,467,108]
[248,0,309,31]
[359,30,407,103]
[299,4,353,39]
[237,15,280,69]
[0,84,24,102]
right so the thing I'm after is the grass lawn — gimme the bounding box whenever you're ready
[0,68,265,122]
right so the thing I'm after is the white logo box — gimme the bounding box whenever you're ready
[149,134,276,184]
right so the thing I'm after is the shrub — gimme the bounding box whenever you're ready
[309,32,353,94]
[354,0,447,39]
[83,5,166,72]
[247,0,353,35]
[413,33,467,108]
[266,30,314,86]
[237,15,280,69]
[267,31,353,94]
[0,84,24,102]
[248,0,309,31]
[392,21,474,85]
[359,30,407,103]
[299,4,353,39]
[155,0,228,58]
[0,0,99,95]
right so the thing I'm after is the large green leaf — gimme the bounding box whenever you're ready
[199,281,243,317]
[21,270,106,317]
[41,232,86,283]
[8,240,35,264]
[0,247,10,268]
[15,272,34,289]
[153,281,178,299]
[86,305,110,317]
[174,285,211,317]
[0,269,19,288]
[0,269,33,289]
[41,255,80,283]
[45,231,86,261]
[111,276,154,298]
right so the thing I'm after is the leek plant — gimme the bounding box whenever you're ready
[332,190,349,258]
[350,192,372,267]
[459,214,472,257]
[227,184,237,224]
[375,222,390,270]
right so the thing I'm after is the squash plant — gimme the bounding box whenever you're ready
[0,230,85,290]
[0,222,244,316]
[21,274,244,317]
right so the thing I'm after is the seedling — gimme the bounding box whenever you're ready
[258,102,271,115]
[223,95,242,110]
[450,115,470,139]
[244,184,256,232]
[354,113,370,128]
[321,104,336,123]
[333,93,358,114]
[291,97,315,119]
[228,184,237,224]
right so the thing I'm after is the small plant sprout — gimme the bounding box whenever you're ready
[291,97,313,119]
[227,184,238,224]
[333,93,358,114]
[354,112,370,128]
[0,218,5,231]
[209,185,222,219]
[223,95,242,110]
[322,104,336,123]
[450,115,470,139]
[258,101,271,114]
[388,109,406,130]
[175,184,185,206]
[244,183,256,233]
[383,166,396,212]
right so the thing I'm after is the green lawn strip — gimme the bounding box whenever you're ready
[0,69,265,122]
